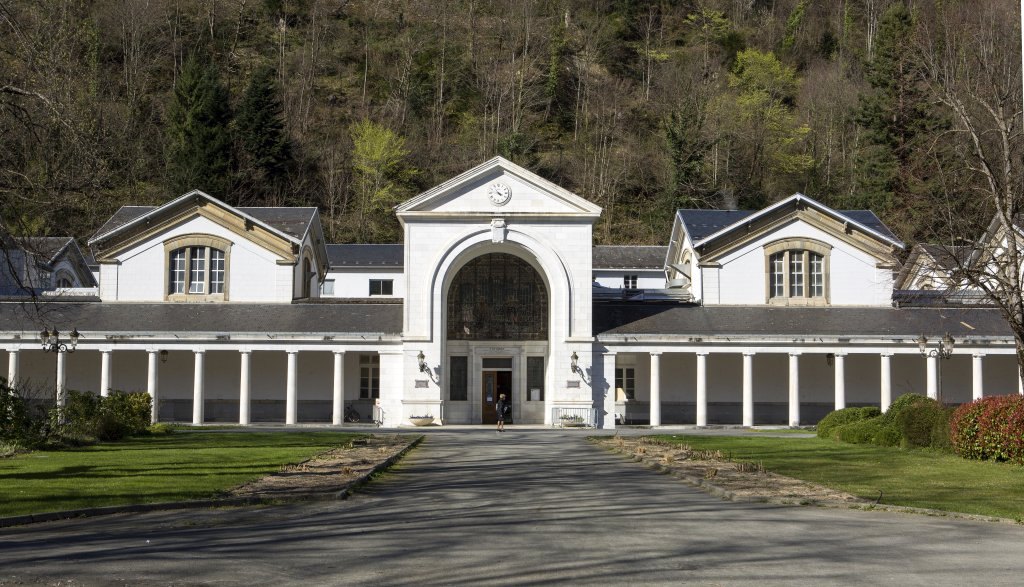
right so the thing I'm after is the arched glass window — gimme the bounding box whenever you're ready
[164,235,230,300]
[446,253,548,341]
[764,238,831,305]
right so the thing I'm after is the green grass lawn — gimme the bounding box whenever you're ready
[651,434,1024,520]
[0,431,363,518]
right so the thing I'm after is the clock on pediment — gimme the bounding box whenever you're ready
[487,182,512,206]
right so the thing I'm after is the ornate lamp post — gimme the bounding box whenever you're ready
[917,333,954,401]
[39,327,80,410]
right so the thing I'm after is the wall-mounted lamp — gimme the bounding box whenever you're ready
[570,351,580,375]
[40,328,79,353]
[825,353,835,367]
[917,333,954,359]
[160,350,169,364]
[417,350,429,373]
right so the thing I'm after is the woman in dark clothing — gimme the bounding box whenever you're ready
[496,393,509,432]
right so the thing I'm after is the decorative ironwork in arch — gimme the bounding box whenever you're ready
[446,253,548,341]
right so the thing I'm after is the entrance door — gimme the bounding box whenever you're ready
[481,371,513,424]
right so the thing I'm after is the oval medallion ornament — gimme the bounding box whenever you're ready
[487,182,512,206]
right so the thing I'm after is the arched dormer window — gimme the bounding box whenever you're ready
[164,235,231,301]
[764,238,831,306]
[54,271,75,288]
[301,255,313,299]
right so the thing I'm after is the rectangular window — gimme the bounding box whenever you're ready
[370,279,393,296]
[170,249,186,294]
[809,253,824,297]
[769,252,785,298]
[189,246,206,294]
[789,251,804,297]
[449,356,468,401]
[623,274,638,290]
[209,249,225,294]
[527,356,545,401]
[359,355,380,399]
[322,279,335,296]
[615,367,636,400]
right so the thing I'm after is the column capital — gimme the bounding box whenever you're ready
[333,349,347,356]
[972,353,986,358]
[193,349,206,355]
[833,352,847,357]
[239,349,252,355]
[789,352,802,357]
[649,351,663,357]
[286,349,299,355]
[880,352,894,358]
[742,351,756,357]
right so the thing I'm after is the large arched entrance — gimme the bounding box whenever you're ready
[444,252,549,424]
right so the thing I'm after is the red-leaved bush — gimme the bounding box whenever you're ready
[950,395,1024,464]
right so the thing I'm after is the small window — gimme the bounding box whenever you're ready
[527,356,544,401]
[623,275,638,290]
[370,279,393,296]
[322,279,335,296]
[615,367,635,400]
[359,355,380,399]
[449,356,468,401]
[765,240,831,305]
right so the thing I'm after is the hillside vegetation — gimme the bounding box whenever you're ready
[1,0,1020,247]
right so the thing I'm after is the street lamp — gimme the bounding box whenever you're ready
[39,328,80,353]
[417,350,429,373]
[916,333,955,359]
[570,351,580,375]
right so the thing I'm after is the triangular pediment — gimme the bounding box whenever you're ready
[396,157,602,220]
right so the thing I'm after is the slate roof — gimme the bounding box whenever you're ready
[237,207,317,240]
[0,302,403,335]
[592,246,666,270]
[91,205,316,243]
[22,237,74,264]
[593,304,1012,339]
[676,208,899,244]
[91,206,154,241]
[326,244,404,269]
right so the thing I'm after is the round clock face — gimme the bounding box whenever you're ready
[488,182,512,206]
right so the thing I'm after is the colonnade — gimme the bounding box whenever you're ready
[4,347,354,426]
[637,350,1008,427]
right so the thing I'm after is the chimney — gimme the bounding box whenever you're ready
[719,188,738,211]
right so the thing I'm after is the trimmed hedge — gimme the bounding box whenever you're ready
[59,390,152,441]
[816,406,881,439]
[950,394,1024,464]
[825,394,952,450]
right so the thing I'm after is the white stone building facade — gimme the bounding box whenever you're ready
[1,158,1020,428]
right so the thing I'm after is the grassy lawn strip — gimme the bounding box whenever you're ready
[652,434,1024,520]
[0,431,363,518]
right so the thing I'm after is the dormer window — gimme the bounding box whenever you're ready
[765,239,831,305]
[164,235,231,301]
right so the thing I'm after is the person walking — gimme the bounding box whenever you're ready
[496,393,509,432]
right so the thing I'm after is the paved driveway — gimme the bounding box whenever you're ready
[2,430,1023,586]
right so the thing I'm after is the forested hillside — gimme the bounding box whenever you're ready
[1,0,1021,248]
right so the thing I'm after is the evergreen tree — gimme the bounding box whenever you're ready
[852,3,944,230]
[234,65,292,203]
[165,56,233,199]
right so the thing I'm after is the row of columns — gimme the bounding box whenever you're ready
[4,348,351,426]
[645,351,1004,427]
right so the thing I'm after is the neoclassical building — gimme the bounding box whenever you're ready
[0,157,1019,428]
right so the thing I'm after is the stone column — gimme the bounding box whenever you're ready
[649,352,661,427]
[193,350,205,425]
[695,352,708,427]
[602,351,617,429]
[926,354,939,400]
[239,351,251,425]
[880,354,892,412]
[742,352,754,427]
[972,354,984,401]
[147,350,160,424]
[834,353,846,411]
[788,353,801,427]
[55,351,67,408]
[286,351,298,425]
[7,349,19,387]
[100,350,112,397]
[333,351,345,425]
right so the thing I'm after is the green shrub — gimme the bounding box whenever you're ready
[145,422,175,435]
[950,394,1024,463]
[830,394,950,451]
[817,406,881,439]
[52,389,152,442]
[0,378,50,448]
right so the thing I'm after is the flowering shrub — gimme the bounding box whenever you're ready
[950,394,1024,464]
